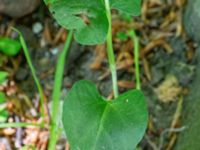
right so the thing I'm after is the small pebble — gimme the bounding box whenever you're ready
[50,47,59,55]
[32,22,43,34]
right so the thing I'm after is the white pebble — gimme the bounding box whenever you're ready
[32,22,43,34]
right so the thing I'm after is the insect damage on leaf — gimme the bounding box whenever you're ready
[47,0,141,45]
[48,0,109,45]
[75,14,91,25]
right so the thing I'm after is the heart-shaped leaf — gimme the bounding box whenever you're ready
[62,80,148,150]
[110,0,141,16]
[48,0,108,45]
[46,0,141,45]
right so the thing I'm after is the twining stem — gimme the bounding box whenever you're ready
[0,122,43,128]
[13,28,46,126]
[48,30,73,150]
[105,0,119,98]
[129,30,141,90]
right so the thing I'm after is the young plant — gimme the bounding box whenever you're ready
[0,0,147,149]
[45,0,148,150]
[0,37,21,121]
[0,37,42,129]
[0,37,21,56]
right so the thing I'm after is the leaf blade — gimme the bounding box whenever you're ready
[0,37,21,56]
[49,0,108,45]
[62,80,148,150]
[110,0,142,16]
[0,71,8,84]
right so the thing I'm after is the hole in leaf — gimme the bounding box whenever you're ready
[75,14,91,25]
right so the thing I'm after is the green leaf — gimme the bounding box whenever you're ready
[116,31,129,41]
[0,92,6,104]
[110,0,141,16]
[49,0,108,45]
[0,71,8,84]
[0,37,21,56]
[0,109,9,123]
[119,12,133,23]
[0,92,8,123]
[46,0,141,45]
[62,80,148,150]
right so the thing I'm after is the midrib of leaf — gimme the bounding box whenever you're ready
[92,102,128,150]
[110,105,128,150]
[92,103,110,150]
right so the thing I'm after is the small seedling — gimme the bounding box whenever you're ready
[0,43,42,129]
[0,37,21,56]
[45,0,148,150]
[0,0,148,149]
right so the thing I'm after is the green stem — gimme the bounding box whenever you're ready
[129,30,141,90]
[48,30,73,150]
[0,122,42,128]
[13,28,46,126]
[105,0,118,98]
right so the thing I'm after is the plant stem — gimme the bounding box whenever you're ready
[13,28,46,126]
[105,0,118,98]
[48,30,73,150]
[129,30,141,90]
[0,122,42,128]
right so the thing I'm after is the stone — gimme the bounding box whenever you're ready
[175,47,200,150]
[184,0,200,42]
[0,0,40,18]
[32,22,43,34]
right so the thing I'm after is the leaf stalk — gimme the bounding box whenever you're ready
[128,30,141,90]
[48,30,73,150]
[105,0,119,98]
[13,28,46,126]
